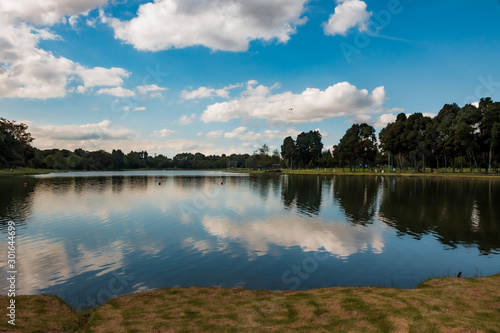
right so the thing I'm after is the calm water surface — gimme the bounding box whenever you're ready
[0,171,499,309]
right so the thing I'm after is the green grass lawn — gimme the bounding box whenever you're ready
[0,167,61,176]
[1,274,499,332]
[230,167,500,178]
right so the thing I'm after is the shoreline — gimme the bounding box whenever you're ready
[2,167,500,179]
[232,168,500,179]
[1,273,499,332]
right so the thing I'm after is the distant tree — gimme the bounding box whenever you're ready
[296,130,323,168]
[338,123,377,171]
[337,124,359,171]
[355,123,377,170]
[281,136,298,168]
[479,100,500,171]
[111,149,126,170]
[379,113,407,171]
[125,151,141,169]
[258,144,269,155]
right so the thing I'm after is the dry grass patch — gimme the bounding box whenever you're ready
[2,274,499,332]
[0,295,80,332]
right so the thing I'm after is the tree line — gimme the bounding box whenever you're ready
[332,98,500,172]
[0,118,282,170]
[2,97,499,172]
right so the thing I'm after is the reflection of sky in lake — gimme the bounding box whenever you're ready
[0,172,499,309]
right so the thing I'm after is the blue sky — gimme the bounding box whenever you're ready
[1,0,500,156]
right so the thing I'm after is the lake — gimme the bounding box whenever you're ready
[1,171,499,310]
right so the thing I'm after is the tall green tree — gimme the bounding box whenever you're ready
[379,113,407,171]
[296,130,323,168]
[479,100,500,171]
[280,136,298,168]
[337,123,377,171]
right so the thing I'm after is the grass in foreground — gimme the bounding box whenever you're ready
[1,274,499,332]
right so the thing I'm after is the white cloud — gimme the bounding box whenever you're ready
[76,86,87,94]
[75,66,130,88]
[93,84,166,99]
[0,0,109,26]
[181,83,242,100]
[353,114,372,124]
[206,130,224,139]
[0,2,130,100]
[224,126,301,143]
[323,0,372,36]
[151,129,177,138]
[27,120,134,151]
[68,15,79,28]
[136,84,167,96]
[86,18,97,27]
[134,106,146,111]
[0,22,76,99]
[201,80,391,125]
[368,112,435,128]
[24,120,242,156]
[224,126,248,139]
[105,0,309,52]
[96,86,135,97]
[182,87,218,100]
[177,113,197,126]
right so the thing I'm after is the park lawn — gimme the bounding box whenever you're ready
[1,273,499,332]
[0,167,60,176]
[231,168,500,179]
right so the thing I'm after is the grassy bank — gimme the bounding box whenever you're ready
[1,274,499,332]
[0,167,62,176]
[231,168,500,179]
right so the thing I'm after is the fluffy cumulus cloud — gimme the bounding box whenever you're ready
[323,0,372,36]
[26,120,134,151]
[0,22,75,99]
[75,66,130,88]
[201,80,390,125]
[0,0,109,26]
[0,0,130,100]
[106,0,309,51]
[224,126,301,142]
